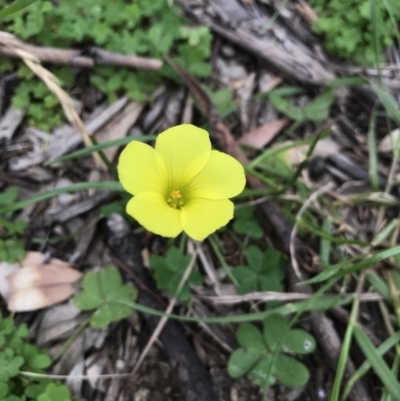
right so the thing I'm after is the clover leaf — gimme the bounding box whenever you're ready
[228,314,316,388]
[151,247,203,301]
[37,383,72,401]
[0,349,24,381]
[268,90,334,123]
[23,344,51,371]
[0,381,9,398]
[73,266,137,328]
[233,207,263,239]
[232,246,286,295]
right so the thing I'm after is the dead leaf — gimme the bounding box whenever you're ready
[7,251,82,312]
[96,101,144,162]
[378,128,400,153]
[239,119,287,149]
[0,261,19,300]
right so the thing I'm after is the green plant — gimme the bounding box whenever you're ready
[0,312,73,401]
[309,0,400,65]
[228,314,316,388]
[0,0,212,130]
[73,265,138,328]
[268,89,335,123]
[151,246,202,301]
[233,207,263,239]
[232,246,286,295]
[0,187,25,263]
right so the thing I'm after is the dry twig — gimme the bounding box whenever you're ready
[0,31,101,167]
[0,39,162,71]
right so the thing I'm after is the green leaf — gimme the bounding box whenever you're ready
[281,329,316,355]
[25,380,50,398]
[236,324,265,351]
[354,324,400,400]
[49,135,157,164]
[269,93,304,122]
[245,246,264,272]
[0,187,18,206]
[0,352,24,381]
[74,266,138,328]
[227,348,261,378]
[15,324,30,339]
[151,247,202,301]
[263,314,289,350]
[231,267,258,294]
[248,355,276,387]
[37,383,72,401]
[0,181,124,214]
[27,353,51,370]
[203,87,236,118]
[0,381,9,398]
[275,354,310,387]
[232,246,286,294]
[0,0,38,17]
[304,90,335,122]
[233,219,263,239]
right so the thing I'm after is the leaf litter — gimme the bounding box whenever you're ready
[1,0,400,400]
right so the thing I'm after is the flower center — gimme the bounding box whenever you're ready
[166,189,184,209]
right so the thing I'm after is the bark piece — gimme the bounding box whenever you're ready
[178,0,335,84]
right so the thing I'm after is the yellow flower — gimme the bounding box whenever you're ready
[118,124,246,241]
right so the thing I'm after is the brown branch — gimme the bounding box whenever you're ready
[0,38,162,71]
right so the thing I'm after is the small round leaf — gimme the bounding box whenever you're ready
[28,354,52,370]
[0,381,9,398]
[236,323,265,350]
[227,349,260,378]
[282,329,316,355]
[275,354,310,387]
[263,314,289,350]
[248,354,276,387]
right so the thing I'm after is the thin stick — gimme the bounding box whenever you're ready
[0,42,162,71]
[201,291,386,304]
[290,181,335,281]
[131,239,200,375]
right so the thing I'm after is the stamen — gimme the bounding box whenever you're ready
[167,189,184,209]
[170,190,182,199]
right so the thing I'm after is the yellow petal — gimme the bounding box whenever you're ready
[155,124,211,189]
[118,141,167,195]
[181,198,234,241]
[126,192,183,238]
[187,150,246,200]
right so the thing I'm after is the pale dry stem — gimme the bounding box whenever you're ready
[0,31,102,167]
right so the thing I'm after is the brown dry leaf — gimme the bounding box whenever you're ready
[7,251,82,312]
[378,128,400,153]
[239,119,287,149]
[95,101,144,163]
[0,261,19,300]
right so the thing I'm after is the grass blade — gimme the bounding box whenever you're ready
[48,135,157,164]
[368,108,379,190]
[341,331,400,400]
[0,0,37,17]
[304,246,400,284]
[0,181,124,214]
[354,324,400,399]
